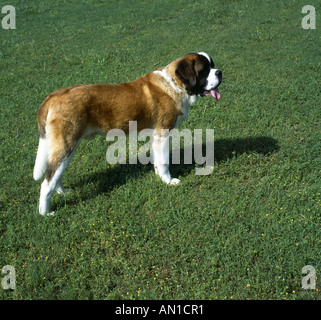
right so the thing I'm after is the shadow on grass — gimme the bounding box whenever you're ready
[57,135,279,208]
[170,135,280,177]
[214,136,280,163]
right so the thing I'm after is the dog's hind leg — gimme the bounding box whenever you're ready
[38,119,82,215]
[55,179,73,196]
[39,153,74,215]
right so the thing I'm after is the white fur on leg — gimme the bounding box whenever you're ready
[55,180,73,195]
[39,179,55,216]
[38,154,73,215]
[33,138,48,181]
[152,132,180,185]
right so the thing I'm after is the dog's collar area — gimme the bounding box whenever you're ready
[153,69,182,93]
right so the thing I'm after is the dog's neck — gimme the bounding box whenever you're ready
[153,67,182,94]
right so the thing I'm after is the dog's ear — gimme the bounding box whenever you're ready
[175,59,196,90]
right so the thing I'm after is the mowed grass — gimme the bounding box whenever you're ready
[0,0,320,299]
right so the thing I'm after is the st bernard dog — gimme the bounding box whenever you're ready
[34,52,222,215]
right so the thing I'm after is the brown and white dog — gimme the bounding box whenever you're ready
[33,52,222,215]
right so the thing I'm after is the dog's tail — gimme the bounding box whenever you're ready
[33,102,49,181]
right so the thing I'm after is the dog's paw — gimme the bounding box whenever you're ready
[39,211,55,217]
[56,188,73,196]
[170,178,180,185]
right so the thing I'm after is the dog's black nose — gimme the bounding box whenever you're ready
[215,70,222,78]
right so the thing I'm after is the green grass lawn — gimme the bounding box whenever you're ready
[0,0,320,299]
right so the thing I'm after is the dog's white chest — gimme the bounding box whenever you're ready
[175,94,197,128]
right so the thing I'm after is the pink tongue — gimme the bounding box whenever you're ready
[210,88,221,100]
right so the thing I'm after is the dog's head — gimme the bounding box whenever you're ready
[175,52,222,99]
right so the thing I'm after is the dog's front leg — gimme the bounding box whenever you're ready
[152,131,180,185]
